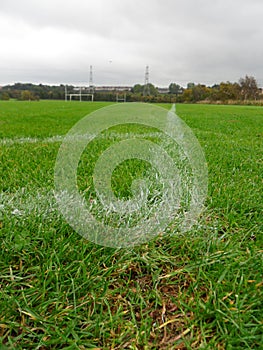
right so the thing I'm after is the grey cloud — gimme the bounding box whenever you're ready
[0,0,263,86]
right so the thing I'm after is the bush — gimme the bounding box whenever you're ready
[1,92,10,100]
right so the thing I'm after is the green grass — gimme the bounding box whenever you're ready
[0,100,262,349]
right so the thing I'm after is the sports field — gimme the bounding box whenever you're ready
[0,100,262,349]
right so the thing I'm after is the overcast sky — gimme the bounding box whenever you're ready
[1,0,263,87]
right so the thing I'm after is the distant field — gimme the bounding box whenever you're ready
[0,100,262,349]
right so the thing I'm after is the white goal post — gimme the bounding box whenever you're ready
[65,86,94,102]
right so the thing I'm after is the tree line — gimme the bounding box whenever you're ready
[0,83,67,101]
[0,76,262,104]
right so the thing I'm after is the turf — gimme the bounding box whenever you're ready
[0,100,262,349]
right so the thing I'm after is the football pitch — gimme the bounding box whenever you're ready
[0,100,262,349]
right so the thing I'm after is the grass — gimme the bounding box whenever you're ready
[0,100,262,349]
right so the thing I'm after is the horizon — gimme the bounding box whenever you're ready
[1,76,262,89]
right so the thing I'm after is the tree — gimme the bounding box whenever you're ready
[191,84,209,102]
[132,84,143,94]
[181,88,193,102]
[147,83,158,96]
[1,92,10,100]
[218,82,241,101]
[20,90,38,101]
[169,83,183,96]
[180,84,209,102]
[187,82,195,89]
[239,75,259,100]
